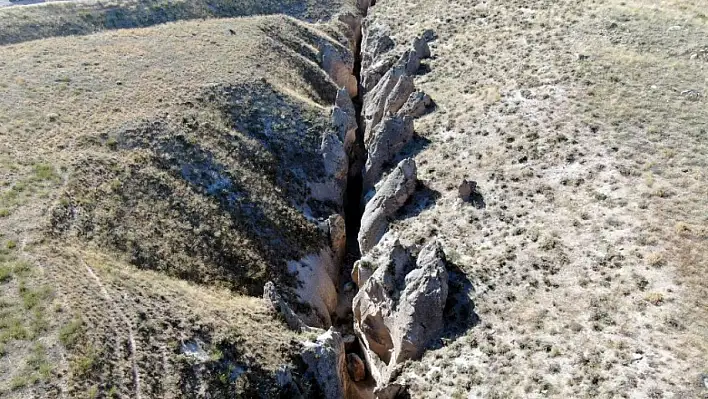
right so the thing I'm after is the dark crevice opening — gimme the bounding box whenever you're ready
[343,7,369,269]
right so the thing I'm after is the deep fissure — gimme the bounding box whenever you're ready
[339,0,375,392]
[343,0,373,284]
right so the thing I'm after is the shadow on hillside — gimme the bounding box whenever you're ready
[441,261,479,341]
[397,181,441,222]
[178,335,299,398]
[51,88,332,295]
[468,189,486,209]
[217,81,338,218]
[0,0,333,46]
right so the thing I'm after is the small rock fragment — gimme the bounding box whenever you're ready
[263,281,308,332]
[458,179,477,201]
[681,89,702,101]
[346,353,366,382]
[397,91,433,119]
[412,36,431,59]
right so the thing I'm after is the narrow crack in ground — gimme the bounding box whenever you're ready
[338,1,377,395]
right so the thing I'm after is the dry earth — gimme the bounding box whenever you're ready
[365,0,708,397]
[0,0,706,398]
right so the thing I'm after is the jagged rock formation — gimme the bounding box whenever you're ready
[359,32,433,194]
[363,115,415,190]
[397,91,433,119]
[352,240,449,386]
[333,88,359,155]
[312,129,349,206]
[263,281,309,332]
[320,41,359,97]
[327,214,348,266]
[287,15,363,330]
[287,249,340,328]
[302,329,352,399]
[279,5,441,398]
[360,21,396,92]
[352,233,412,288]
[358,158,417,254]
[362,52,418,137]
[302,328,374,399]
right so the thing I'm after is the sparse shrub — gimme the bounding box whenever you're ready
[87,386,99,399]
[644,292,664,306]
[12,261,32,277]
[646,252,666,268]
[20,282,53,311]
[59,318,84,348]
[71,349,98,378]
[32,163,59,181]
[674,222,691,236]
[0,265,12,283]
[0,316,29,342]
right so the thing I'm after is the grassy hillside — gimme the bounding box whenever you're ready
[0,0,351,45]
[0,12,352,397]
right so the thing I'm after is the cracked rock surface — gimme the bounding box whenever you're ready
[352,240,449,385]
[358,158,417,255]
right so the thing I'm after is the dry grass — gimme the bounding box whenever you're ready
[366,0,708,397]
[37,245,302,397]
[0,15,349,292]
[0,0,352,45]
[0,6,356,396]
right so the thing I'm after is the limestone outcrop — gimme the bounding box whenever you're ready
[362,53,418,137]
[397,91,433,119]
[360,21,396,92]
[302,329,351,399]
[359,32,434,201]
[327,213,347,266]
[362,115,415,191]
[333,88,358,155]
[320,41,358,97]
[287,249,339,328]
[302,328,373,399]
[352,240,449,386]
[352,233,412,289]
[358,158,417,255]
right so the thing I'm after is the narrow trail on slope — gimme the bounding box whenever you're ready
[82,259,142,399]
